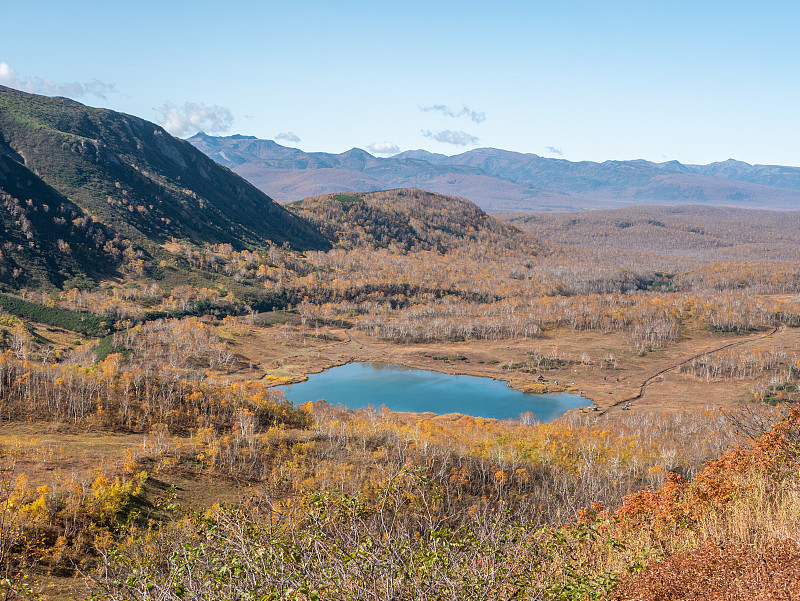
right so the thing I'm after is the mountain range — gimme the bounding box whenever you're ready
[188,133,800,212]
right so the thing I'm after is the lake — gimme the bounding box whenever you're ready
[276,362,588,422]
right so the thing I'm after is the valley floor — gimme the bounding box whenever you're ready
[230,315,800,420]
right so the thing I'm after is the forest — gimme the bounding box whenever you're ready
[1,188,800,599]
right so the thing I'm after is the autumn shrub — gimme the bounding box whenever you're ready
[4,404,796,599]
[607,540,800,601]
[3,366,797,599]
[570,407,800,599]
[87,467,623,601]
[257,402,739,530]
[0,457,148,586]
[612,408,799,541]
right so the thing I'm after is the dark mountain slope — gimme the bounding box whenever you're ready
[0,86,329,252]
[0,141,124,289]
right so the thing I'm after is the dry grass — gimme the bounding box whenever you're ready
[0,424,144,489]
[0,424,253,510]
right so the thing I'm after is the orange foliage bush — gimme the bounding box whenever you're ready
[615,408,800,536]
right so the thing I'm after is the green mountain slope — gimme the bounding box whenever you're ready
[0,86,329,255]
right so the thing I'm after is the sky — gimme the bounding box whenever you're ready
[2,0,799,166]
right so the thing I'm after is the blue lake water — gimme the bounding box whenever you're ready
[276,362,588,422]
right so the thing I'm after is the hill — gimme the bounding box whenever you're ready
[0,86,329,271]
[188,133,800,212]
[287,188,542,254]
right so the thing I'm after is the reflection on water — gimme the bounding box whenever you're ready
[277,362,588,422]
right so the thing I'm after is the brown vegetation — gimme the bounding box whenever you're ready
[2,194,800,598]
[608,541,800,600]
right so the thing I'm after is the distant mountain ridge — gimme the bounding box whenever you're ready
[189,133,800,212]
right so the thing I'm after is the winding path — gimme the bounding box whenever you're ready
[608,324,783,409]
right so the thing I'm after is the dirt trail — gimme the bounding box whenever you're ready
[610,324,783,409]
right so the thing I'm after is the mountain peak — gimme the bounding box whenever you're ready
[340,147,373,158]
[393,149,448,162]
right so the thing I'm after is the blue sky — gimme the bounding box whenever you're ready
[2,1,799,165]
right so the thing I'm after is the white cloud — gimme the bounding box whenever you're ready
[367,141,400,156]
[0,62,14,82]
[421,129,479,147]
[158,102,234,137]
[0,60,115,99]
[546,146,564,156]
[275,131,301,143]
[421,103,486,124]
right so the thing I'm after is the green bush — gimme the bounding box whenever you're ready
[0,293,111,337]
